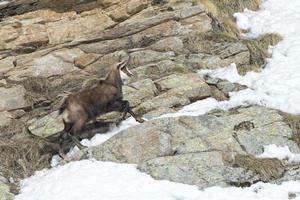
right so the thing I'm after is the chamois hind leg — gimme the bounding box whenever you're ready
[69,118,87,150]
[58,121,72,159]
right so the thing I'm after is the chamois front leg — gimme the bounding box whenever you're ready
[58,131,69,159]
[69,118,88,150]
[120,100,145,123]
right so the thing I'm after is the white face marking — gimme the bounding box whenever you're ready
[120,70,129,81]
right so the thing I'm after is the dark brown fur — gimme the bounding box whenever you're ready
[58,56,143,155]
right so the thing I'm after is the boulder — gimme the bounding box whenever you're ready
[27,111,63,138]
[89,106,300,188]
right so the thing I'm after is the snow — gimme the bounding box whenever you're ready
[231,0,300,114]
[16,160,300,200]
[16,0,300,199]
[259,144,300,162]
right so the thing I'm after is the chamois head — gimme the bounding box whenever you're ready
[102,55,133,87]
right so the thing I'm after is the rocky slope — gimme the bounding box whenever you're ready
[0,0,299,198]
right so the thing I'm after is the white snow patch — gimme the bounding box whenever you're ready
[259,144,300,162]
[16,160,300,200]
[231,0,300,114]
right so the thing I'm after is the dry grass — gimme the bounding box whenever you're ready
[281,112,300,147]
[193,0,218,16]
[243,33,282,67]
[219,19,241,38]
[0,137,51,193]
[209,0,261,19]
[233,154,285,182]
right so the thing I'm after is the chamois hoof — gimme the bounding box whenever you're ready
[136,118,145,123]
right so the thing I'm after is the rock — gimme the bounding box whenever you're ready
[89,106,300,188]
[123,78,159,107]
[0,80,7,88]
[133,92,190,115]
[27,111,63,138]
[10,109,26,119]
[0,111,12,129]
[149,37,184,54]
[155,73,211,101]
[74,53,100,69]
[0,181,14,200]
[130,60,191,81]
[143,107,176,119]
[0,57,15,74]
[0,85,28,111]
[130,50,176,67]
[209,85,228,101]
[126,0,149,15]
[139,152,228,188]
[180,13,212,33]
[97,0,118,7]
[7,48,84,81]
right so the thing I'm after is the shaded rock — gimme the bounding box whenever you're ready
[0,85,28,111]
[209,85,228,101]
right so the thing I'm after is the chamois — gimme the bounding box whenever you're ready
[58,55,143,156]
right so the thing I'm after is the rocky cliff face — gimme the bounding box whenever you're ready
[0,0,299,197]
